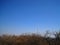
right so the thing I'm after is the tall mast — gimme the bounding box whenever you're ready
[37,24,39,34]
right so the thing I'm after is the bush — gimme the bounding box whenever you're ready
[0,32,60,45]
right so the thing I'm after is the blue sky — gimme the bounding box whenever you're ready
[0,0,60,35]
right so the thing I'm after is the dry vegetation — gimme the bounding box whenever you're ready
[0,31,60,45]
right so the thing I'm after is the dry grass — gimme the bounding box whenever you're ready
[0,33,60,45]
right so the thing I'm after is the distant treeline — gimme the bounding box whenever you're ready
[0,31,60,45]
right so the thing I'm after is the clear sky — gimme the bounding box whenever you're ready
[0,0,60,35]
